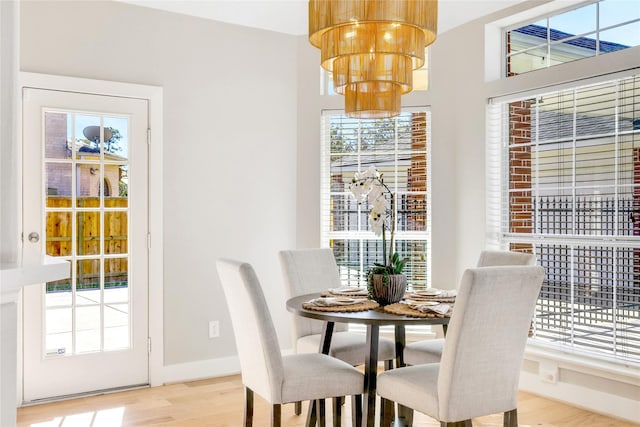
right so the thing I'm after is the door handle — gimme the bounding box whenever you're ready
[28,232,40,243]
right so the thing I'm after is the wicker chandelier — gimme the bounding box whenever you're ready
[309,0,437,119]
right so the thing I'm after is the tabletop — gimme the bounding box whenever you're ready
[286,292,451,327]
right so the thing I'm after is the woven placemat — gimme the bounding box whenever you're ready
[383,302,448,318]
[302,300,379,312]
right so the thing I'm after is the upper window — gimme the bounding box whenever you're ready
[506,0,640,76]
[320,109,431,289]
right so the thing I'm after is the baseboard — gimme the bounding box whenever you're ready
[520,347,640,423]
[162,356,240,385]
[161,349,296,385]
[519,371,640,423]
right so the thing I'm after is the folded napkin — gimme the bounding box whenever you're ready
[408,289,457,299]
[327,287,369,297]
[435,289,457,298]
[306,297,368,307]
[403,301,452,315]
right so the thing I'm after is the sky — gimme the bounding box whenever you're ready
[66,113,130,159]
[534,0,640,46]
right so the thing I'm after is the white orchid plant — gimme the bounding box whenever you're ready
[349,166,408,282]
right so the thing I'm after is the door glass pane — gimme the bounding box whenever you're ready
[46,211,72,256]
[77,211,101,255]
[45,307,72,356]
[45,163,72,204]
[103,117,129,158]
[77,259,100,305]
[44,112,71,160]
[77,163,101,200]
[105,257,128,292]
[46,275,72,308]
[76,305,101,353]
[104,212,127,255]
[117,165,128,203]
[75,115,101,154]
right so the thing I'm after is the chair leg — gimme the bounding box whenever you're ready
[504,409,518,427]
[381,360,396,424]
[351,395,362,427]
[244,386,254,427]
[381,398,394,427]
[398,404,413,426]
[318,399,326,427]
[271,404,281,427]
[332,397,342,427]
[307,400,318,427]
[295,401,302,416]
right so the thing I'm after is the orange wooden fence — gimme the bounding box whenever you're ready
[46,197,128,285]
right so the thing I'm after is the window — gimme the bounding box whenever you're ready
[321,109,431,289]
[488,73,640,365]
[506,0,640,76]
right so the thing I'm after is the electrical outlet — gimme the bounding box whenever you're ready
[209,320,220,338]
[539,360,558,384]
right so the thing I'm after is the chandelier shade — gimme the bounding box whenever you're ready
[345,81,401,119]
[332,53,414,95]
[309,0,437,118]
[318,22,426,71]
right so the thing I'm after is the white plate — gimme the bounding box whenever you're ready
[413,289,442,296]
[334,297,356,303]
[330,287,367,295]
[405,299,439,306]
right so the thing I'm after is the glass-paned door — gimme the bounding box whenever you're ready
[22,88,149,402]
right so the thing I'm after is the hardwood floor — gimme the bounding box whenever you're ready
[17,374,638,427]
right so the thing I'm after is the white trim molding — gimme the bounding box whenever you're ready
[17,72,164,393]
[162,356,240,385]
[521,346,640,423]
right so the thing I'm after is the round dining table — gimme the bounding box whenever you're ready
[286,293,450,427]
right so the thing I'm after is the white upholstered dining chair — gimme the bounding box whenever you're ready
[403,250,536,366]
[279,248,396,367]
[216,259,364,427]
[279,248,397,418]
[377,265,544,427]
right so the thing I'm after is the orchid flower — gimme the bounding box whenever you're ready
[349,166,404,272]
[368,207,385,236]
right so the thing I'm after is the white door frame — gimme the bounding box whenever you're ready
[18,72,164,399]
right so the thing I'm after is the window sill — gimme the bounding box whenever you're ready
[525,342,640,386]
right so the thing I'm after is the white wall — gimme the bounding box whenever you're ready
[20,0,298,367]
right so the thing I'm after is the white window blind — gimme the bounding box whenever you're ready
[320,109,431,291]
[488,72,640,365]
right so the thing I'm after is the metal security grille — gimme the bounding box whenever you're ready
[320,109,431,289]
[491,73,640,365]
